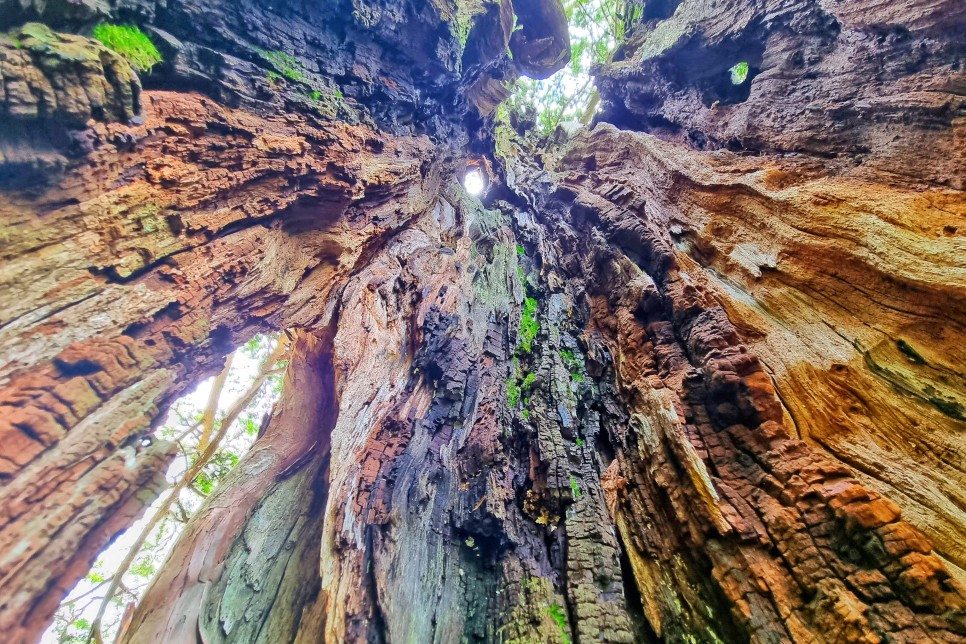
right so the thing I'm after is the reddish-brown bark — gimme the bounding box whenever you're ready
[0,0,964,642]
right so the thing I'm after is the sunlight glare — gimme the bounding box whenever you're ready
[464,168,485,196]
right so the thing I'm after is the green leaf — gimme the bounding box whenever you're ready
[570,474,582,499]
[547,603,571,644]
[516,297,540,354]
[243,416,259,435]
[130,558,156,579]
[730,61,750,85]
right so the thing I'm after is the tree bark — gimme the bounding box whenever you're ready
[0,0,964,642]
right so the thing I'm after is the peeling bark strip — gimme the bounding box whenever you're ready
[0,0,965,643]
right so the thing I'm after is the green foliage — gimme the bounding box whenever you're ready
[575,437,584,447]
[49,332,286,644]
[129,558,156,579]
[256,48,306,82]
[507,356,536,413]
[93,24,162,72]
[242,415,259,435]
[515,243,529,286]
[193,449,240,494]
[268,372,284,395]
[507,376,521,407]
[493,103,516,165]
[547,604,571,643]
[517,297,539,354]
[560,348,584,382]
[507,357,522,407]
[729,61,749,85]
[522,372,536,390]
[570,475,582,499]
[57,618,91,643]
[506,0,641,133]
[504,294,538,415]
[244,334,269,358]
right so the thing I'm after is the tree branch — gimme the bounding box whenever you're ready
[198,353,234,453]
[87,335,290,644]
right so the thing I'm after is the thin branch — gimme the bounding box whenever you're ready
[548,74,596,130]
[172,415,204,445]
[87,335,290,644]
[198,353,234,452]
[58,578,111,609]
[580,89,600,125]
[570,0,604,54]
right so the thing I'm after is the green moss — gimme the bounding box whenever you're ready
[546,604,570,644]
[575,437,584,447]
[522,372,536,390]
[729,61,749,85]
[20,23,60,46]
[896,339,927,365]
[516,244,525,256]
[507,377,521,407]
[569,475,581,500]
[93,24,162,72]
[454,16,471,51]
[305,87,342,104]
[930,397,965,421]
[560,348,577,367]
[255,47,305,82]
[451,1,486,58]
[507,357,522,407]
[508,360,538,413]
[560,348,584,382]
[517,297,539,354]
[493,103,516,166]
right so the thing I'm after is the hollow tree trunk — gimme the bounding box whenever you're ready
[1,0,964,642]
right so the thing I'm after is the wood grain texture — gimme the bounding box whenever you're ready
[0,0,963,642]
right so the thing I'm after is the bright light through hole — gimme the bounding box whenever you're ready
[464,168,485,196]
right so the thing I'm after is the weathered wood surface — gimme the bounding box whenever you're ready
[0,0,963,642]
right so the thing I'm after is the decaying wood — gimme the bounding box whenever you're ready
[91,336,287,643]
[0,0,963,642]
